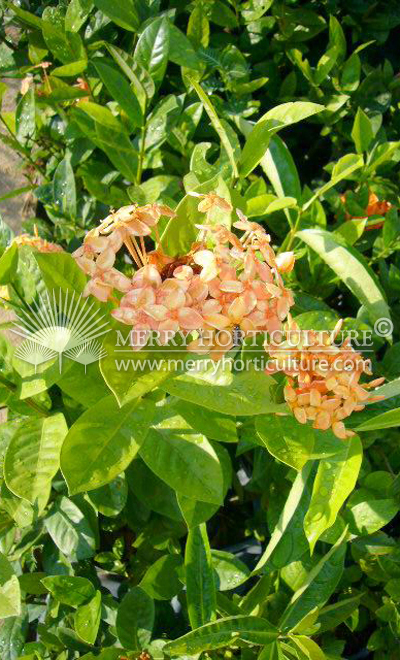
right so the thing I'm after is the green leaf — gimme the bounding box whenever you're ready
[44,496,97,560]
[256,415,314,471]
[162,176,232,256]
[4,2,43,28]
[164,615,278,655]
[172,399,237,443]
[290,636,326,660]
[169,23,202,71]
[303,436,362,552]
[52,59,88,76]
[92,58,143,128]
[60,395,155,494]
[259,642,285,660]
[126,458,182,521]
[15,87,35,145]
[162,361,284,416]
[258,135,302,225]
[280,528,348,631]
[140,554,183,600]
[0,553,21,618]
[0,613,28,660]
[212,550,250,591]
[92,0,140,30]
[346,499,399,535]
[177,494,219,529]
[317,594,361,633]
[53,156,76,218]
[297,228,391,328]
[254,463,313,574]
[0,242,18,285]
[41,575,95,607]
[74,590,101,644]
[65,0,94,32]
[34,251,87,298]
[303,154,364,211]
[4,414,68,507]
[88,475,128,517]
[116,586,155,650]
[139,407,224,505]
[72,102,138,182]
[185,524,217,629]
[240,102,323,178]
[106,44,155,111]
[351,108,374,154]
[355,407,400,431]
[135,17,170,85]
[190,79,239,178]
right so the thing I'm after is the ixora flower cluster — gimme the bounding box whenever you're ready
[266,318,384,439]
[72,194,295,357]
[70,192,383,440]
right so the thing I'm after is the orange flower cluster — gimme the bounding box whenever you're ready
[265,318,384,439]
[73,194,295,354]
[342,191,391,230]
[14,232,63,253]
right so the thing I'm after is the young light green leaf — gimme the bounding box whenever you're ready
[356,407,400,432]
[161,361,284,416]
[60,395,155,494]
[240,102,323,178]
[351,108,374,154]
[212,550,250,591]
[4,414,68,508]
[186,524,217,628]
[41,575,95,607]
[140,554,183,600]
[0,242,18,284]
[15,87,35,146]
[258,135,302,225]
[256,415,314,471]
[164,616,278,655]
[0,553,21,618]
[303,435,363,552]
[303,154,364,211]
[74,590,101,644]
[116,587,155,650]
[296,228,391,328]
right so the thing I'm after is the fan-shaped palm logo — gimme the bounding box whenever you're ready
[13,290,110,373]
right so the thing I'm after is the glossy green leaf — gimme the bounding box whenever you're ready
[355,407,400,431]
[297,229,391,327]
[135,17,170,84]
[0,243,18,285]
[41,575,95,607]
[53,156,76,218]
[240,102,323,178]
[4,414,68,507]
[302,154,364,211]
[116,586,155,650]
[74,591,101,644]
[92,58,143,128]
[164,615,278,655]
[139,407,224,505]
[280,528,348,631]
[92,0,140,30]
[44,496,97,560]
[169,23,201,70]
[161,361,284,416]
[347,499,399,535]
[0,553,21,618]
[256,415,314,470]
[212,550,250,591]
[303,435,362,552]
[258,135,302,224]
[177,494,219,529]
[126,458,182,521]
[60,395,155,494]
[185,523,217,628]
[89,475,128,517]
[172,399,237,443]
[317,594,361,633]
[140,554,183,600]
[254,463,313,573]
[351,108,374,154]
[15,87,35,145]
